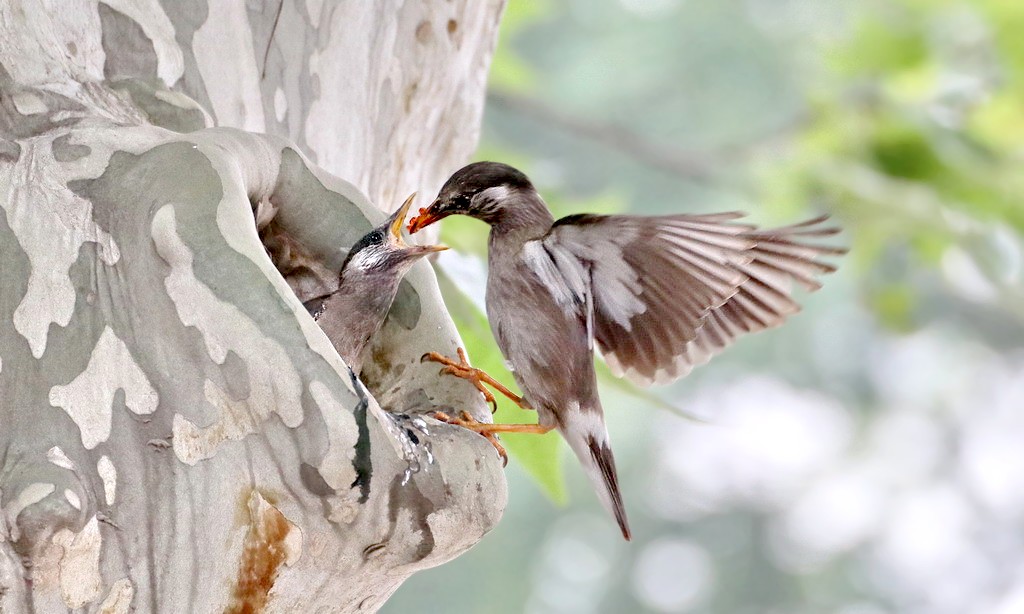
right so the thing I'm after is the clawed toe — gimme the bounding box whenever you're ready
[430,410,507,466]
[422,347,528,411]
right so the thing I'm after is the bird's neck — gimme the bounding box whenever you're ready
[486,190,554,240]
[317,272,400,370]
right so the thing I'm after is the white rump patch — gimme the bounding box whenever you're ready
[150,206,304,464]
[52,516,103,609]
[97,456,117,505]
[49,326,158,450]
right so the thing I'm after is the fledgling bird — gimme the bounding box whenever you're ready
[305,194,447,372]
[408,162,845,541]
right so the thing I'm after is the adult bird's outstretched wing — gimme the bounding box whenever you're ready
[533,212,844,386]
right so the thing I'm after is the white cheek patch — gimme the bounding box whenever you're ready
[473,185,512,211]
[348,244,388,271]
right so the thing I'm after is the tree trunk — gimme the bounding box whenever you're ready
[0,2,506,612]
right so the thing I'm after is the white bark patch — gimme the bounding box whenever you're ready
[0,1,105,85]
[309,382,359,490]
[172,380,258,465]
[251,491,303,566]
[11,91,47,114]
[4,483,55,542]
[193,2,265,132]
[227,492,304,612]
[99,0,184,85]
[2,139,121,358]
[97,577,134,614]
[49,326,159,450]
[150,206,305,462]
[52,516,103,609]
[97,456,117,505]
[46,446,76,470]
[64,489,81,511]
[274,87,287,122]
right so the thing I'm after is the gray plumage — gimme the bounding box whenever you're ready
[307,195,446,372]
[409,162,844,540]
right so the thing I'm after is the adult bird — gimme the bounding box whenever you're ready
[305,194,448,372]
[408,162,844,541]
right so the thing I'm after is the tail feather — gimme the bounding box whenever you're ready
[561,413,632,540]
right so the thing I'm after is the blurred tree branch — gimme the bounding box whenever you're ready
[488,88,810,183]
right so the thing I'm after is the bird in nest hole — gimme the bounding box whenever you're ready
[304,193,447,372]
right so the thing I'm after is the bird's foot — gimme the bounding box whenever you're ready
[431,411,508,466]
[422,348,529,413]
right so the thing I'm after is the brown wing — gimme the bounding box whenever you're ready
[544,213,844,386]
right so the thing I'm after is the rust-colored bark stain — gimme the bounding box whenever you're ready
[226,494,291,614]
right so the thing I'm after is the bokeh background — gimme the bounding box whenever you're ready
[385,0,1024,612]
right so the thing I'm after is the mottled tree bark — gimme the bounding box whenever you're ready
[0,2,506,612]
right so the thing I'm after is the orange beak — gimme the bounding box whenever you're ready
[407,199,444,234]
[391,193,448,254]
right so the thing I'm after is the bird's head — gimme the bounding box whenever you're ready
[407,162,535,233]
[342,193,448,277]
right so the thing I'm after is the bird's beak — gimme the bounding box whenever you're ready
[388,192,417,246]
[389,193,449,255]
[406,198,445,234]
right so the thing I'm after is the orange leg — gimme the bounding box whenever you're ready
[422,348,530,413]
[431,411,554,467]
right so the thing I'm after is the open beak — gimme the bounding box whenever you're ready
[389,193,448,255]
[406,199,444,234]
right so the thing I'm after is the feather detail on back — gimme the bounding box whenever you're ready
[532,213,844,386]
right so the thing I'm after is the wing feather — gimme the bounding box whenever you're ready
[542,212,844,386]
